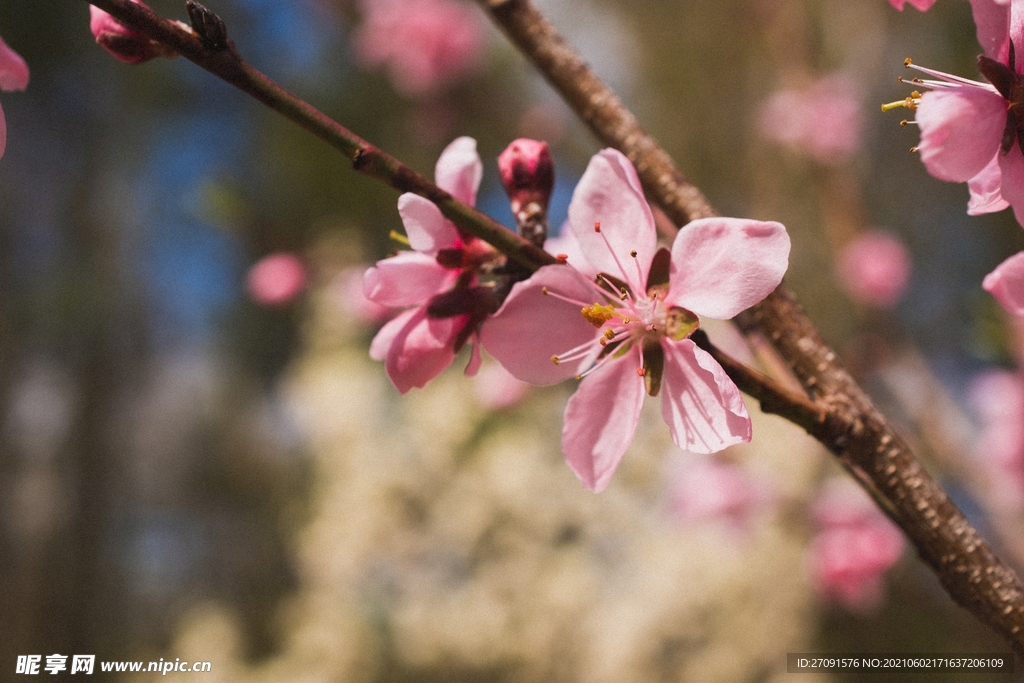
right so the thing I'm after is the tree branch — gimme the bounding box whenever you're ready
[86,0,555,273]
[474,0,1024,655]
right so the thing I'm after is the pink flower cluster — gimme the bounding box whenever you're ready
[758,75,864,165]
[246,252,307,307]
[806,479,904,611]
[364,140,790,491]
[0,35,28,160]
[352,0,484,97]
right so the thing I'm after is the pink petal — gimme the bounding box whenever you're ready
[0,36,28,91]
[666,218,789,320]
[968,153,1010,215]
[544,225,598,279]
[999,146,1024,226]
[916,88,1006,183]
[836,231,911,309]
[363,251,455,307]
[434,136,482,205]
[377,306,462,393]
[369,307,416,361]
[659,339,751,454]
[245,252,306,306]
[1013,0,1024,72]
[561,355,645,492]
[398,193,459,254]
[970,0,1010,61]
[983,251,1024,316]
[464,339,482,376]
[568,149,656,294]
[480,265,601,384]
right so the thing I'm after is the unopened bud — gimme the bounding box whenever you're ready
[90,1,170,64]
[498,138,554,212]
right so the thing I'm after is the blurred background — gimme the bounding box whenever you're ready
[1,0,1023,680]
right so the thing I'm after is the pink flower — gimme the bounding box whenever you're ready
[886,0,1024,222]
[969,370,1024,508]
[364,136,498,393]
[837,230,912,308]
[90,0,169,64]
[758,75,864,164]
[352,0,483,97]
[668,457,767,530]
[806,479,904,611]
[246,252,307,306]
[888,0,936,10]
[481,149,790,492]
[0,35,28,160]
[332,266,396,324]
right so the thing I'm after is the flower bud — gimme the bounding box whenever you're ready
[90,1,168,64]
[497,138,554,213]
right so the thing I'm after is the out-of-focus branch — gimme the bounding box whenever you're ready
[85,0,555,273]
[473,0,1024,655]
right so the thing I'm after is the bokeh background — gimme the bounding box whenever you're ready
[2,0,1023,681]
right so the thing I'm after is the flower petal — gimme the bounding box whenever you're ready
[659,339,751,454]
[378,306,462,393]
[916,88,1006,183]
[968,153,1010,215]
[999,146,1024,226]
[398,193,459,254]
[363,251,455,307]
[544,223,598,279]
[666,217,789,320]
[568,148,656,293]
[435,136,482,205]
[562,355,645,492]
[983,251,1024,316]
[480,264,602,384]
[970,0,1010,61]
[0,36,28,92]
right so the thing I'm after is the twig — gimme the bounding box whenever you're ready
[474,0,1024,654]
[86,0,555,273]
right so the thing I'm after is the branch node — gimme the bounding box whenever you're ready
[185,0,228,51]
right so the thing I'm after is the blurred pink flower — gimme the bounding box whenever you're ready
[364,136,497,393]
[482,148,790,492]
[332,266,396,324]
[837,230,912,308]
[888,0,1024,223]
[353,0,484,97]
[807,478,904,611]
[758,75,864,164]
[0,35,28,160]
[246,252,307,306]
[89,0,169,64]
[471,361,531,410]
[668,457,767,530]
[969,370,1024,508]
[888,0,936,10]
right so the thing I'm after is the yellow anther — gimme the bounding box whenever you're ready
[594,221,601,233]
[581,302,616,327]
[541,286,550,296]
[551,355,560,365]
[630,250,637,257]
[388,230,411,247]
[904,57,913,67]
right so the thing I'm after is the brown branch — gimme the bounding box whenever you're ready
[474,0,1024,655]
[86,0,555,273]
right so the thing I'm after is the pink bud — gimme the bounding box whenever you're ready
[246,253,307,307]
[497,138,554,212]
[90,1,166,64]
